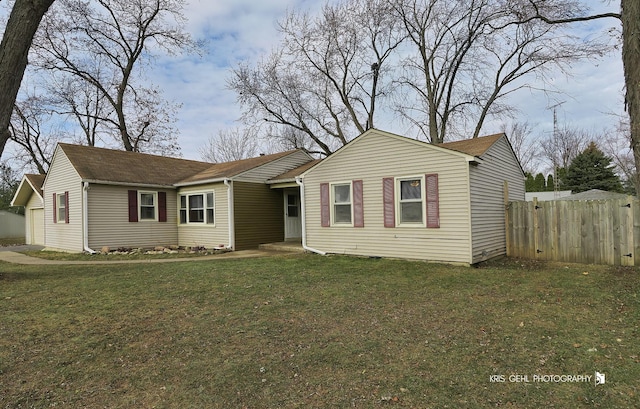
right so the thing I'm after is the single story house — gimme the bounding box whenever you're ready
[12,143,313,252]
[298,129,525,264]
[12,129,525,264]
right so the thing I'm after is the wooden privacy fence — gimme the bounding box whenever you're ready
[506,197,640,266]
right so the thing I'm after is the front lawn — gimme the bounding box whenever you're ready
[0,255,638,408]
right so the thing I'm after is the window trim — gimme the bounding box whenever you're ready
[179,191,215,226]
[395,175,426,227]
[330,181,353,227]
[56,193,67,223]
[138,191,158,222]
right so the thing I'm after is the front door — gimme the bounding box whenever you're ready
[284,191,302,240]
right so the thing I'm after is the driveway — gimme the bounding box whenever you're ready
[0,244,44,252]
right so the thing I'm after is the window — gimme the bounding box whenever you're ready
[398,177,423,224]
[332,183,352,224]
[382,174,439,229]
[287,194,299,218]
[179,192,214,224]
[139,192,157,220]
[57,193,67,223]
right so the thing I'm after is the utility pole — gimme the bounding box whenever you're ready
[548,101,565,198]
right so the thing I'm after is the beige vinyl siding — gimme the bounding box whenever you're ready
[469,136,526,263]
[234,182,284,250]
[177,183,229,248]
[87,184,178,249]
[235,150,312,183]
[304,130,473,264]
[26,193,44,245]
[43,149,84,252]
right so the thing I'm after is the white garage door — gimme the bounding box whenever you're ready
[30,208,45,245]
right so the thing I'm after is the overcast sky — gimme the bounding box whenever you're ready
[2,0,627,166]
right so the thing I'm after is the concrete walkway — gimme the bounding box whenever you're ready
[0,249,296,265]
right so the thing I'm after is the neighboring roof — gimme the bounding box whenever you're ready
[10,173,46,207]
[437,133,504,157]
[267,159,322,183]
[177,149,304,185]
[59,143,213,187]
[556,189,630,201]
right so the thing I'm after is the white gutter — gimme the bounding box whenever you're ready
[224,179,235,250]
[82,182,96,254]
[296,176,326,255]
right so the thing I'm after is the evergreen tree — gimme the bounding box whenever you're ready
[534,173,546,191]
[563,142,623,193]
[525,173,536,192]
[546,174,554,191]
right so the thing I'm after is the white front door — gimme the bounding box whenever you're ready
[284,191,302,240]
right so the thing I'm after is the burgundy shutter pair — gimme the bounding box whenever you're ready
[52,192,69,223]
[320,181,364,227]
[128,190,167,222]
[382,174,439,228]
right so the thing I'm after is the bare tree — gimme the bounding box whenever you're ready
[229,0,404,156]
[0,0,56,160]
[31,0,195,154]
[9,95,58,174]
[393,0,609,143]
[513,1,640,193]
[540,125,593,173]
[199,128,264,163]
[601,116,637,191]
[500,121,539,174]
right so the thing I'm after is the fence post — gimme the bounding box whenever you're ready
[504,181,510,257]
[533,197,539,260]
[624,196,635,266]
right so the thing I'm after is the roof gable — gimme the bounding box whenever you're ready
[11,174,45,206]
[307,129,477,174]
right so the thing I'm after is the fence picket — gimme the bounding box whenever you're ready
[506,198,640,266]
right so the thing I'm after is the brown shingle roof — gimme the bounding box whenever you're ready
[59,143,213,187]
[25,174,45,197]
[438,133,504,157]
[178,150,302,185]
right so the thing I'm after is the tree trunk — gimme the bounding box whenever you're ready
[621,0,640,194]
[0,0,56,159]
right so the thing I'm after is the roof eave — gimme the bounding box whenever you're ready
[10,176,43,207]
[82,179,177,189]
[173,177,230,187]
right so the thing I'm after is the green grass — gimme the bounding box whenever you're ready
[1,255,638,408]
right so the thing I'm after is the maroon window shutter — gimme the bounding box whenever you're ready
[128,190,138,222]
[53,193,57,223]
[353,180,364,228]
[425,174,440,228]
[64,192,69,223]
[158,191,167,222]
[382,178,395,228]
[320,183,330,227]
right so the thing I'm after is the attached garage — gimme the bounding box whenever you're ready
[11,174,46,245]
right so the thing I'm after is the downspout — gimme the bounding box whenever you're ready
[82,182,96,254]
[296,176,326,255]
[224,179,235,250]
